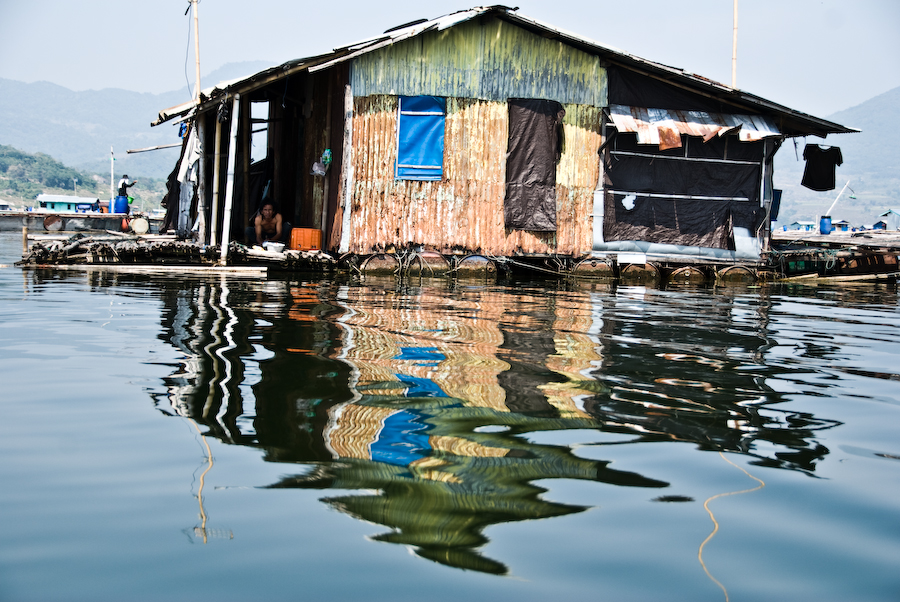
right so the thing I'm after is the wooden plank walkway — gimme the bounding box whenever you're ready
[771,229,900,252]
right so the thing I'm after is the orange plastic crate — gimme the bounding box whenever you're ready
[289,228,322,251]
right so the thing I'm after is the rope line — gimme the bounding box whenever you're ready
[698,452,766,602]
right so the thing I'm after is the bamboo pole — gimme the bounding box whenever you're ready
[339,84,354,253]
[220,94,241,266]
[732,0,738,89]
[192,0,201,101]
[242,95,251,232]
[21,264,267,275]
[196,118,207,243]
[320,74,333,235]
[210,116,223,247]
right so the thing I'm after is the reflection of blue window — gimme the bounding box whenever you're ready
[393,346,445,366]
[396,96,445,181]
[396,373,448,398]
[370,409,432,466]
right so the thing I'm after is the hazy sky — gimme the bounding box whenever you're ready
[1,0,898,119]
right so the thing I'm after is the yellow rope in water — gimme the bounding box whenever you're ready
[698,452,766,602]
[190,419,215,544]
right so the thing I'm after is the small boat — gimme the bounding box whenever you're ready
[0,195,130,233]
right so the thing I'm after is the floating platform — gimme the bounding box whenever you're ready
[768,229,900,282]
[15,229,900,285]
[16,232,336,274]
[0,211,135,233]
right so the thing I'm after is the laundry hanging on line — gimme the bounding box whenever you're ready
[801,144,843,191]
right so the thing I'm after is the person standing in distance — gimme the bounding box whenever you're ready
[118,174,138,197]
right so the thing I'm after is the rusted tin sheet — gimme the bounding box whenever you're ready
[609,104,781,146]
[351,17,607,108]
[346,96,601,257]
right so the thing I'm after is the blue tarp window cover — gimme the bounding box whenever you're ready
[396,96,445,181]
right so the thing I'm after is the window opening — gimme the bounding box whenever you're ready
[396,96,445,181]
[250,101,269,165]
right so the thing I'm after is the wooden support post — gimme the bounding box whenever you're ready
[210,115,223,247]
[196,118,207,244]
[22,226,28,255]
[241,95,251,233]
[320,75,333,236]
[220,94,241,266]
[338,83,354,254]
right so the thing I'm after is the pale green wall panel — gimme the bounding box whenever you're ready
[351,18,607,107]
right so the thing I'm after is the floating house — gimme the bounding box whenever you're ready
[153,5,855,274]
[879,209,900,231]
[831,219,851,232]
[34,194,102,213]
[787,221,816,232]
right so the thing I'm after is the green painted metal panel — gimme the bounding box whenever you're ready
[351,17,607,107]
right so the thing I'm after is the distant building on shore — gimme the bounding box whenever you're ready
[34,194,102,213]
[878,209,900,230]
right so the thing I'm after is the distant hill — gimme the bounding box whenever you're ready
[0,61,274,180]
[0,145,104,205]
[773,86,900,227]
[0,145,166,209]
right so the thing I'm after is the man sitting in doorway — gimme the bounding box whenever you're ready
[246,201,292,246]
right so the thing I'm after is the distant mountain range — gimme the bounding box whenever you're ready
[0,61,273,180]
[1,64,897,225]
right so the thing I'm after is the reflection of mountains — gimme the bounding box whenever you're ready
[153,277,839,574]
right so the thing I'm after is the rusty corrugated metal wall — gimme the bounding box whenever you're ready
[347,95,601,256]
[343,16,606,257]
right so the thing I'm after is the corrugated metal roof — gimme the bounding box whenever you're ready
[36,194,102,203]
[609,104,781,149]
[153,5,856,137]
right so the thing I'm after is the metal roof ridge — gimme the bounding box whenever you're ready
[150,4,856,137]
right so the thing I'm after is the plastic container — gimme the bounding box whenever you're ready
[131,217,149,235]
[111,196,129,214]
[819,216,832,235]
[289,228,322,251]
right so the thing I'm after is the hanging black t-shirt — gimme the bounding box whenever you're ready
[801,144,842,191]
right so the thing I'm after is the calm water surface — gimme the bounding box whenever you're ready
[0,233,898,601]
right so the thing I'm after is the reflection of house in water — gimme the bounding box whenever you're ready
[281,397,665,574]
[150,275,839,573]
[154,277,356,455]
[266,283,667,573]
[577,286,838,473]
[157,278,254,442]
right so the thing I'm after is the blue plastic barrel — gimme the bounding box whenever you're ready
[819,216,832,235]
[111,196,129,213]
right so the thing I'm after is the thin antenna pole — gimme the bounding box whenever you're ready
[825,180,851,217]
[110,147,114,200]
[192,0,201,101]
[732,0,738,88]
